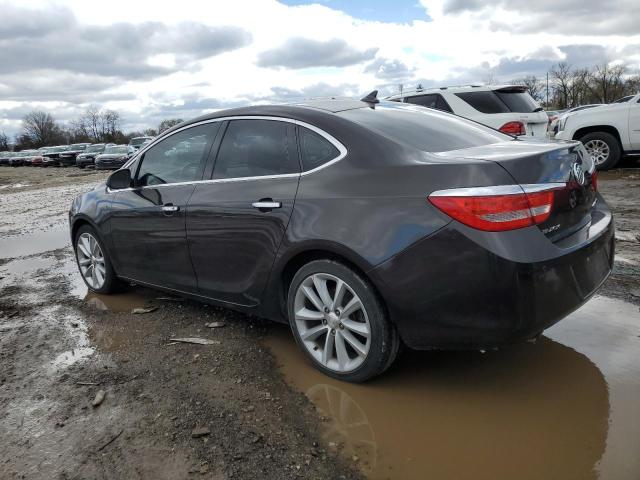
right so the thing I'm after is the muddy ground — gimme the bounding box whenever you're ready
[1,165,639,480]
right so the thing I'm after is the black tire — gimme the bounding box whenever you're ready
[579,131,621,171]
[287,259,400,382]
[74,224,119,294]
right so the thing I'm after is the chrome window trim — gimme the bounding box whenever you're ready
[520,183,566,193]
[430,183,566,197]
[120,115,347,181]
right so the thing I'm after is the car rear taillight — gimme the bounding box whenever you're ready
[428,184,563,232]
[591,171,598,192]
[499,121,526,136]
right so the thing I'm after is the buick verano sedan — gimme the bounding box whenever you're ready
[69,98,614,382]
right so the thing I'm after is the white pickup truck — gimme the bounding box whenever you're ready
[555,92,640,170]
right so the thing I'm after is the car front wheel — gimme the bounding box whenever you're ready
[74,225,118,294]
[580,131,621,170]
[287,259,399,382]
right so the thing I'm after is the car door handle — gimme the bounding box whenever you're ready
[161,204,180,213]
[252,200,282,210]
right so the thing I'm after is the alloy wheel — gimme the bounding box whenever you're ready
[584,139,610,166]
[76,232,106,289]
[293,273,371,373]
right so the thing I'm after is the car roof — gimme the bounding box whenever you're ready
[160,101,375,138]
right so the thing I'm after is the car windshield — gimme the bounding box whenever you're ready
[104,146,127,154]
[86,145,104,153]
[338,102,510,153]
[130,138,149,146]
[51,146,68,152]
[71,144,88,150]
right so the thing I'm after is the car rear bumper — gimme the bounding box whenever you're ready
[369,198,615,350]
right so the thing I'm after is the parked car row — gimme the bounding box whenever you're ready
[0,137,153,170]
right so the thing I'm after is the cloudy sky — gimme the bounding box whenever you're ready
[1,0,639,138]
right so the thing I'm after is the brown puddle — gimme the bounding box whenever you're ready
[84,290,154,312]
[265,296,640,480]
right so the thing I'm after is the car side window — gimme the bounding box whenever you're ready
[435,95,453,113]
[406,94,438,109]
[298,126,340,171]
[212,119,298,179]
[136,123,218,187]
[406,94,453,113]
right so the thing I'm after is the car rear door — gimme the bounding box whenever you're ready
[109,122,220,291]
[186,118,300,306]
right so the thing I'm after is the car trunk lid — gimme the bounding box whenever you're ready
[433,139,598,242]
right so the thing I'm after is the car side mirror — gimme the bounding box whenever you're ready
[106,168,132,190]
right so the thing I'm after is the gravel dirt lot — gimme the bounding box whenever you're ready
[0,167,362,480]
[1,165,639,480]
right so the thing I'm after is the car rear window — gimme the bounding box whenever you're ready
[337,103,509,152]
[494,90,539,113]
[455,91,509,114]
[456,90,539,114]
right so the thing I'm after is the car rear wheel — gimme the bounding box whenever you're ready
[580,132,621,170]
[74,225,118,294]
[287,259,399,382]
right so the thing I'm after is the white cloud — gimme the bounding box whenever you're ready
[0,0,639,138]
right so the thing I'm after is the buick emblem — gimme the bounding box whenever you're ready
[572,162,586,186]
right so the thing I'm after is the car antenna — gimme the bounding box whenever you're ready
[360,90,380,104]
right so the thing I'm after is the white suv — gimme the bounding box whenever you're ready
[386,85,549,138]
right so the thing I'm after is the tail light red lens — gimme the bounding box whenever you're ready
[429,185,560,232]
[499,121,526,136]
[591,171,598,192]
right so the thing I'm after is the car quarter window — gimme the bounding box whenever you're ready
[212,119,298,179]
[136,123,219,187]
[297,126,340,171]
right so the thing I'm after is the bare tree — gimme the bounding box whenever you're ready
[158,118,183,134]
[551,62,573,109]
[21,111,62,147]
[73,106,122,143]
[513,75,544,102]
[0,131,9,151]
[587,63,627,103]
[482,71,498,85]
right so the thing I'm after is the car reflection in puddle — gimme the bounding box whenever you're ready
[265,295,640,480]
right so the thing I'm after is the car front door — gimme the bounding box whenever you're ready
[628,97,640,149]
[109,123,220,291]
[187,118,300,306]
